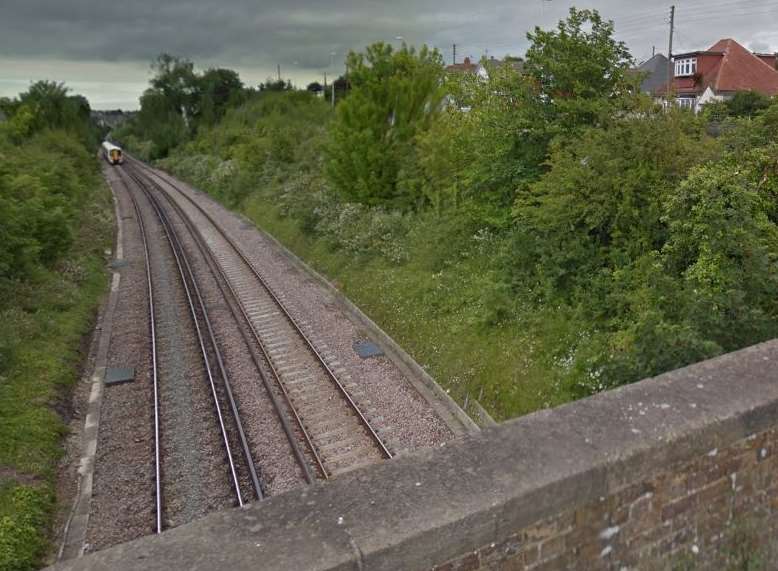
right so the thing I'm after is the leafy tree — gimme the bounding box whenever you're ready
[725,90,771,117]
[409,61,544,225]
[703,91,772,121]
[0,81,98,145]
[116,54,248,158]
[150,53,197,120]
[195,68,244,127]
[524,7,635,130]
[326,43,445,209]
[513,110,715,300]
[259,79,293,92]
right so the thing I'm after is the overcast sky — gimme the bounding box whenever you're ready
[1,0,776,110]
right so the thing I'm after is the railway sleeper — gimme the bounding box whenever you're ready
[314,424,353,442]
[290,392,334,409]
[253,323,288,334]
[317,438,365,455]
[327,446,377,470]
[302,414,356,434]
[274,364,307,375]
[282,376,315,388]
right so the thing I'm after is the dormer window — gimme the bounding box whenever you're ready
[674,57,697,77]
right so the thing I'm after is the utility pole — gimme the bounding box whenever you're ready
[652,45,656,57]
[277,64,281,82]
[332,82,335,109]
[666,5,675,104]
[453,43,457,65]
[324,72,327,89]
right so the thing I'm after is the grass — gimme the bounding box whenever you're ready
[241,193,575,421]
[0,176,113,571]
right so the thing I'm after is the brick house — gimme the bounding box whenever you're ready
[445,56,479,75]
[666,38,778,112]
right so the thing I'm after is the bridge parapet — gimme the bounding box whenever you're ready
[53,340,778,570]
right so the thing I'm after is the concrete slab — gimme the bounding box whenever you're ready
[353,340,384,359]
[104,367,135,386]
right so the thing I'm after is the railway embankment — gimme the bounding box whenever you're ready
[0,141,114,570]
[51,339,778,570]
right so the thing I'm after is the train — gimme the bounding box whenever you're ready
[102,141,124,165]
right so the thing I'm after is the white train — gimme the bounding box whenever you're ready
[102,141,124,165]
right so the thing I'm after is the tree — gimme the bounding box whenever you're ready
[725,90,771,117]
[306,81,324,93]
[259,79,293,92]
[115,54,247,157]
[326,43,445,209]
[0,81,98,145]
[513,110,714,301]
[195,68,244,127]
[524,8,635,130]
[412,60,546,221]
[150,53,197,119]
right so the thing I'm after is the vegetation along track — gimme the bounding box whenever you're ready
[128,157,393,478]
[118,165,266,532]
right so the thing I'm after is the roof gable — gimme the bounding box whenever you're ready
[636,54,671,95]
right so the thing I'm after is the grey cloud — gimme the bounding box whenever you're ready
[1,0,776,108]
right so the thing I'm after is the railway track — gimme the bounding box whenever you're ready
[119,167,266,532]
[128,158,393,478]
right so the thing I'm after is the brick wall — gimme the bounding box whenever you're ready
[435,428,778,571]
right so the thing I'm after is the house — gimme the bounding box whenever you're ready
[445,57,479,75]
[445,56,524,80]
[634,53,672,96]
[665,38,778,112]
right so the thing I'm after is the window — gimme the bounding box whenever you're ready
[674,57,697,77]
[677,97,696,110]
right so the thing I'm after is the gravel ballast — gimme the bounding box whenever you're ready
[73,159,463,555]
[145,165,457,453]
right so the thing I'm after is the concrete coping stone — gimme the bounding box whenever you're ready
[51,339,778,571]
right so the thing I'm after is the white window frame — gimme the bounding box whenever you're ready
[677,96,696,110]
[674,57,698,77]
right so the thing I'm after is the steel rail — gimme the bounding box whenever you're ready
[128,166,267,500]
[141,168,320,483]
[126,166,266,501]
[119,167,250,507]
[122,171,163,534]
[132,158,393,462]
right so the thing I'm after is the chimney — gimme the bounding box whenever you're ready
[464,57,471,66]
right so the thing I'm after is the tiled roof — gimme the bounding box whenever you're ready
[635,53,671,95]
[446,57,478,74]
[703,38,778,95]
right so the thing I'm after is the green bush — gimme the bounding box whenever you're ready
[0,131,97,281]
[0,484,50,571]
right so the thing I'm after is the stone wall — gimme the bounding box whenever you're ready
[52,340,778,571]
